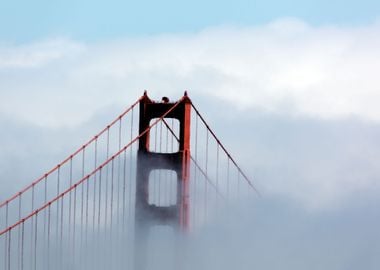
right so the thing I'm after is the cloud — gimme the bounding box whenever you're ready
[1,19,380,269]
[0,38,84,69]
[0,18,380,211]
[0,18,380,128]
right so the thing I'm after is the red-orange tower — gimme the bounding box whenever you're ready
[134,92,191,269]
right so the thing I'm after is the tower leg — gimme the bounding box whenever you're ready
[133,93,191,270]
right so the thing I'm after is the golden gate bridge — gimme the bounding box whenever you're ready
[0,92,258,270]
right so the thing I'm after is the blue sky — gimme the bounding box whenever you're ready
[1,0,379,42]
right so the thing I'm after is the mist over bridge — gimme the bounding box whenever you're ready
[0,92,257,270]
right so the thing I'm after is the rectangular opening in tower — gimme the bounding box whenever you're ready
[149,118,180,153]
[149,170,178,207]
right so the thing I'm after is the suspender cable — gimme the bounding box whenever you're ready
[227,159,230,200]
[205,129,209,219]
[194,114,199,225]
[237,168,240,197]
[43,175,47,269]
[85,159,90,249]
[92,140,98,270]
[110,157,115,270]
[80,147,85,264]
[7,229,11,270]
[4,202,8,270]
[0,98,183,238]
[216,144,220,204]
[33,212,38,270]
[117,118,122,228]
[0,96,143,211]
[18,195,21,270]
[72,185,77,268]
[56,166,61,270]
[60,194,64,270]
[20,221,24,270]
[30,185,35,269]
[47,203,51,270]
[191,103,259,195]
[189,156,225,199]
[97,167,103,270]
[97,167,102,232]
[110,157,115,232]
[158,121,163,204]
[128,107,134,221]
[68,157,73,258]
[105,128,110,230]
[122,148,127,227]
[84,175,90,266]
[93,139,98,235]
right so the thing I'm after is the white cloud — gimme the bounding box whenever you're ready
[1,18,380,211]
[0,18,379,127]
[0,38,84,69]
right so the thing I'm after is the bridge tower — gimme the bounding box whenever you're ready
[134,91,191,269]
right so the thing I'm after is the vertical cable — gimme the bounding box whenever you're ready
[4,202,8,270]
[205,129,209,219]
[171,119,174,152]
[227,159,230,200]
[117,118,122,229]
[166,120,169,152]
[93,138,98,235]
[216,144,220,206]
[170,119,175,207]
[68,157,73,253]
[86,168,90,250]
[97,167,102,231]
[83,149,88,268]
[56,166,61,270]
[47,204,51,270]
[73,186,77,268]
[85,176,90,268]
[43,175,48,270]
[122,150,127,227]
[34,212,38,270]
[82,176,90,266]
[128,109,134,221]
[60,195,64,270]
[158,120,163,204]
[30,185,35,269]
[97,167,103,270]
[205,129,209,175]
[67,158,73,270]
[20,221,24,270]
[128,107,134,268]
[154,122,158,152]
[153,123,158,204]
[237,169,240,199]
[110,158,115,232]
[110,158,115,270]
[193,115,198,226]
[7,229,11,270]
[160,120,163,152]
[165,120,169,205]
[92,154,98,270]
[80,147,85,265]
[44,175,47,235]
[55,165,61,269]
[105,128,110,230]
[18,195,22,270]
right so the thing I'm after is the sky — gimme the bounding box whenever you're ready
[1,1,380,269]
[0,0,379,42]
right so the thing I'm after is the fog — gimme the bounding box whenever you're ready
[1,18,380,269]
